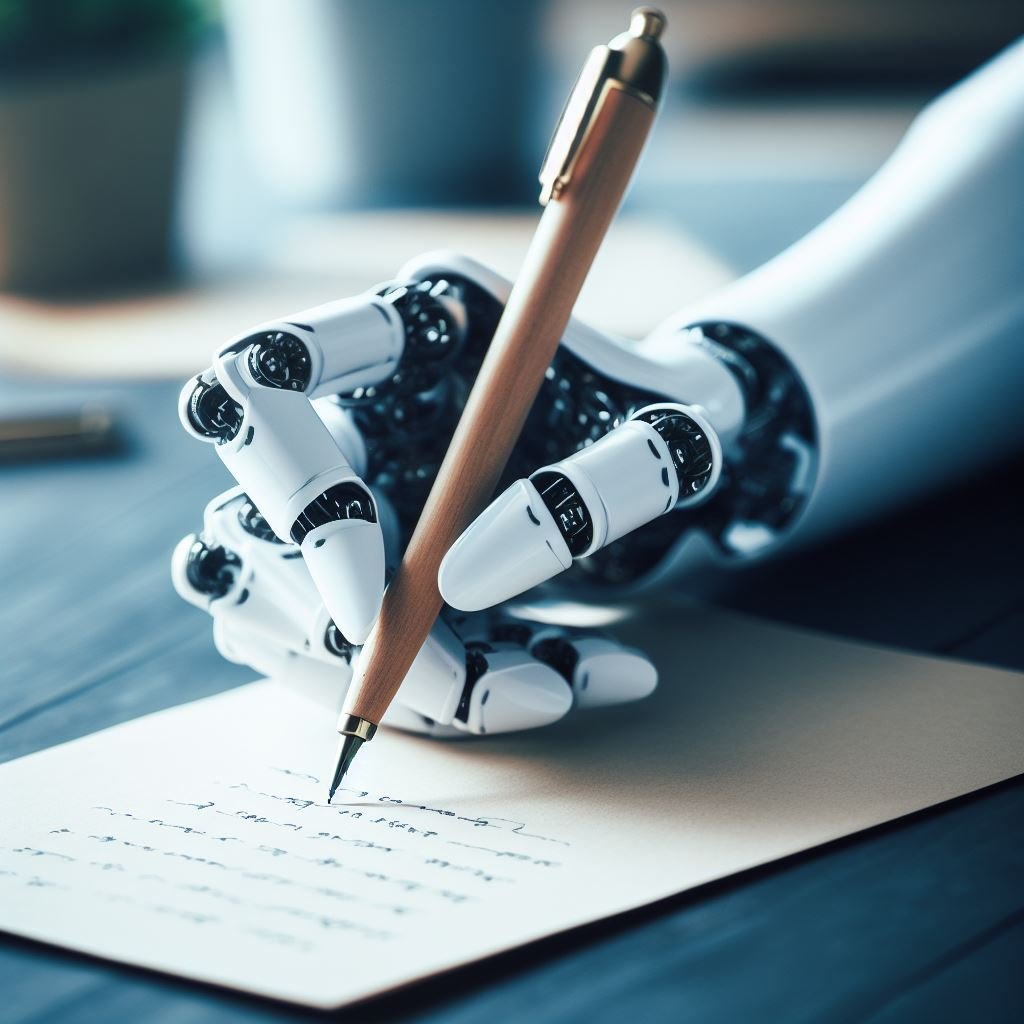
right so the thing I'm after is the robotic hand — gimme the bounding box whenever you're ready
[173,251,730,735]
[174,41,1024,736]
[172,487,657,737]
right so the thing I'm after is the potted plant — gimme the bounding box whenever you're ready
[0,0,209,293]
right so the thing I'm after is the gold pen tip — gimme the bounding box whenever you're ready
[630,7,666,41]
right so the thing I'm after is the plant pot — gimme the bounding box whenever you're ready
[0,58,186,294]
[223,0,543,208]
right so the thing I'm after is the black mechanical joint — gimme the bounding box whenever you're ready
[236,496,285,544]
[323,622,355,662]
[185,540,241,599]
[290,482,378,545]
[246,331,313,392]
[634,405,716,498]
[530,470,594,557]
[187,376,243,444]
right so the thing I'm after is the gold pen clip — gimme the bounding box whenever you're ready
[538,7,667,206]
[538,46,617,207]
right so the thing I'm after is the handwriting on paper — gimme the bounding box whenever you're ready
[0,766,569,956]
[4,616,1024,1009]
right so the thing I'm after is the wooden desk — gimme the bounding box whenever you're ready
[1,376,1021,1023]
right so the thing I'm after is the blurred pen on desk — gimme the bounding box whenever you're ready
[0,406,120,463]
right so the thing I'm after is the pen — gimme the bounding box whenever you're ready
[0,406,119,462]
[327,8,668,799]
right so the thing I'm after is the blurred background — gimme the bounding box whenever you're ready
[1,0,1022,377]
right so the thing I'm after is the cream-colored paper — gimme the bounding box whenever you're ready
[1,606,1022,1009]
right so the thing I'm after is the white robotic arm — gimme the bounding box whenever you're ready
[668,35,1024,552]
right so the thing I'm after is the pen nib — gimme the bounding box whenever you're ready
[326,733,365,803]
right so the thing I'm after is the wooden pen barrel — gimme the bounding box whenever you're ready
[346,85,657,725]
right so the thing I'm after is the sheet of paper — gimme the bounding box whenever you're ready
[1,606,1022,1008]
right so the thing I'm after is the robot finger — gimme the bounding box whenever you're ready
[214,617,356,712]
[380,705,466,739]
[213,608,570,739]
[369,615,572,737]
[445,643,571,737]
[473,613,658,709]
[172,507,361,712]
[529,631,657,708]
[172,529,317,654]
[438,403,723,611]
[172,487,326,634]
[219,610,467,735]
[179,363,385,644]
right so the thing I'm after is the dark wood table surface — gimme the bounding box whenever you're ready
[1,376,1022,1024]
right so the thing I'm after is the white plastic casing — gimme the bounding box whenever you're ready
[661,41,1024,556]
[222,294,405,400]
[522,626,659,708]
[455,644,572,735]
[284,295,405,399]
[438,479,572,612]
[298,519,384,644]
[439,405,721,611]
[381,705,465,738]
[174,489,639,737]
[559,636,658,708]
[215,619,354,713]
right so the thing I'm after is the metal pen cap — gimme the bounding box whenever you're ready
[539,7,668,205]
